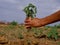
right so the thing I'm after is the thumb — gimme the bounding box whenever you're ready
[25,17,32,23]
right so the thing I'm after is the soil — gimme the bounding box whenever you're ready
[0,24,60,45]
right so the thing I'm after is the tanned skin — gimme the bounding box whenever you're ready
[25,10,60,28]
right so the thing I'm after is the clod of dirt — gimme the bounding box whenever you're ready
[0,36,8,44]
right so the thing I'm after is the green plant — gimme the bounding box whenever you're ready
[23,3,37,18]
[54,24,60,28]
[31,27,43,38]
[47,27,58,40]
[0,32,5,36]
[18,33,24,39]
[10,21,18,26]
[45,26,52,30]
[8,25,15,29]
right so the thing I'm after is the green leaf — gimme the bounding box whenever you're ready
[54,35,58,40]
[23,3,37,18]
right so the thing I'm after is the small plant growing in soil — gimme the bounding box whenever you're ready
[9,21,18,29]
[18,33,24,39]
[23,3,37,18]
[47,27,58,40]
[44,26,51,30]
[0,32,5,36]
[31,27,43,38]
[10,21,18,26]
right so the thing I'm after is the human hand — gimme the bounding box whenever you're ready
[25,17,45,28]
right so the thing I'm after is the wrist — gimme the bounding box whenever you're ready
[39,18,47,26]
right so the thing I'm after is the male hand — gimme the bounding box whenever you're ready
[25,17,45,28]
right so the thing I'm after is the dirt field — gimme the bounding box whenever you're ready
[0,24,60,45]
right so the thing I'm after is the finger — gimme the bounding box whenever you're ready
[25,25,31,28]
[24,23,31,28]
[24,20,31,23]
[25,17,32,22]
[25,23,31,25]
[24,19,32,23]
[25,26,31,28]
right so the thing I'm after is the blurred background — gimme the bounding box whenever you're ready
[0,0,60,25]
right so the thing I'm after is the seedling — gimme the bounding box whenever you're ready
[18,33,24,39]
[23,3,37,29]
[23,3,37,18]
[47,27,58,40]
[10,21,18,26]
[31,27,43,38]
